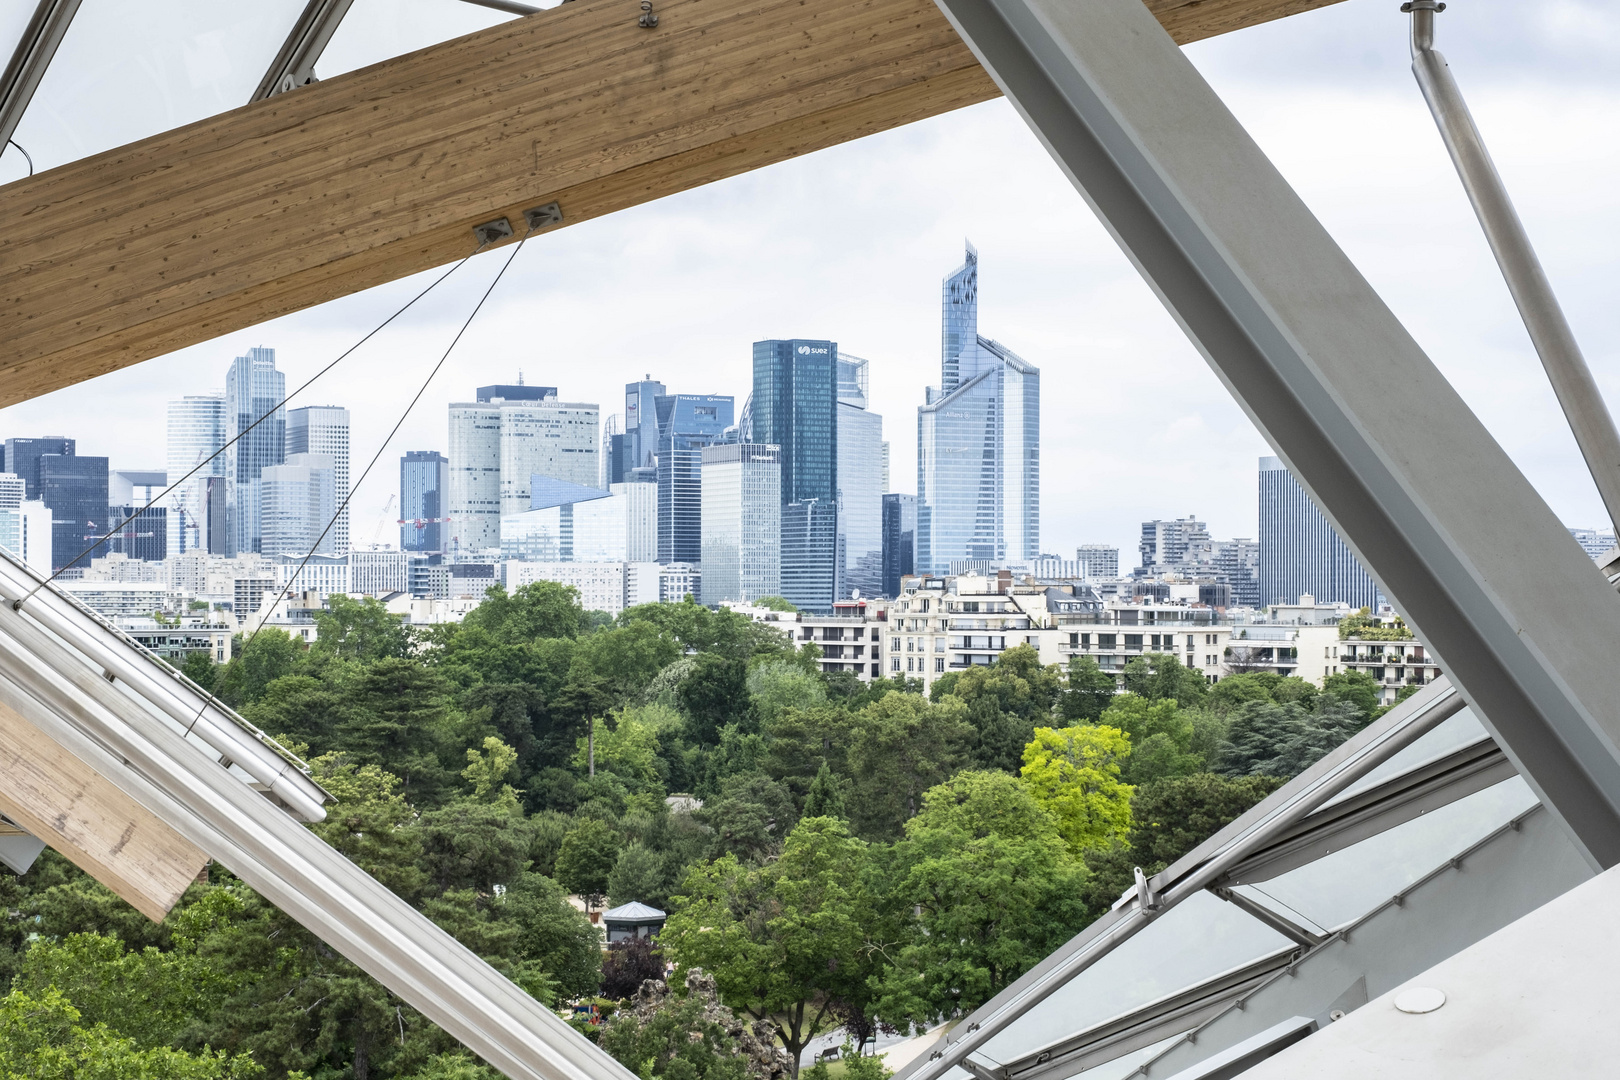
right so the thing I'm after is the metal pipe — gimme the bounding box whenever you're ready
[892,682,1464,1080]
[1406,0,1620,535]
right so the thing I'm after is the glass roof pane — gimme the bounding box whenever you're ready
[1321,706,1491,807]
[975,892,1292,1066]
[316,0,537,82]
[1066,1033,1188,1080]
[6,0,306,177]
[1238,774,1539,931]
[0,5,36,73]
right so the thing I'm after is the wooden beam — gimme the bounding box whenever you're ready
[0,700,209,919]
[0,0,1343,408]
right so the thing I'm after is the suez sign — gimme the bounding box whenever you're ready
[795,344,831,355]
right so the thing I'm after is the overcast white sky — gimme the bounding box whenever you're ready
[2,0,1616,562]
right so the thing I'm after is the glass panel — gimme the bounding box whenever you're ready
[7,0,307,175]
[975,892,1292,1066]
[1321,706,1491,807]
[1069,1033,1188,1080]
[1238,775,1539,931]
[0,5,37,73]
[317,0,538,82]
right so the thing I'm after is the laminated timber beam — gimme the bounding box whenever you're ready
[0,0,1343,408]
[0,699,208,920]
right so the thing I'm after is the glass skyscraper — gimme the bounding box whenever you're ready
[700,443,781,604]
[287,405,351,553]
[1258,456,1382,608]
[753,339,838,611]
[166,393,226,555]
[40,452,109,572]
[655,393,733,565]
[624,377,667,481]
[882,493,917,598]
[836,355,884,599]
[225,346,286,556]
[401,450,449,553]
[917,244,1040,573]
[260,453,338,558]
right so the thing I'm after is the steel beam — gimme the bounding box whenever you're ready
[925,0,1620,868]
[0,0,83,149]
[251,0,356,102]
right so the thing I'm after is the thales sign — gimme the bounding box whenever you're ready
[796,344,830,355]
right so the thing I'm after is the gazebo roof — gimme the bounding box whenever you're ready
[601,901,666,922]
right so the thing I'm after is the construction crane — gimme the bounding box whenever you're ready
[371,494,397,548]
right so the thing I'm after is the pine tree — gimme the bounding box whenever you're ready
[802,762,846,820]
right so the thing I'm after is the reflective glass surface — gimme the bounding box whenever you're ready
[5,0,305,180]
[975,892,1292,1066]
[1237,774,1539,932]
[1068,1034,1188,1080]
[1321,706,1490,807]
[0,6,35,77]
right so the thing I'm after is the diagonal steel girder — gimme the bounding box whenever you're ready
[929,0,1620,866]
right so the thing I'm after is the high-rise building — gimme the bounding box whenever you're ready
[225,347,286,556]
[837,355,884,599]
[0,473,50,575]
[166,393,227,555]
[40,452,109,572]
[782,498,837,612]
[754,339,838,611]
[4,437,73,498]
[599,413,621,488]
[917,244,1040,573]
[502,479,657,563]
[105,470,167,562]
[447,385,600,556]
[287,406,350,553]
[1138,517,1211,575]
[260,453,338,557]
[1076,544,1120,579]
[401,451,449,553]
[882,493,917,598]
[700,443,781,605]
[1258,455,1382,608]
[655,393,734,565]
[1568,526,1617,561]
[624,377,667,480]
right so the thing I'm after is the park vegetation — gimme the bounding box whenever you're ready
[0,585,1391,1079]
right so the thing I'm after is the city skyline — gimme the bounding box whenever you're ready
[2,0,1616,574]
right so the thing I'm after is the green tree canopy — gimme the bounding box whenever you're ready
[554,819,622,906]
[1129,773,1288,868]
[460,581,588,643]
[314,594,410,662]
[1061,655,1115,721]
[661,817,879,1076]
[1018,725,1134,856]
[846,691,971,840]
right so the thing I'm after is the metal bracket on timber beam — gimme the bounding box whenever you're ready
[0,699,208,920]
[0,0,1344,409]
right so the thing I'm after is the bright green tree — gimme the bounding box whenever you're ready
[661,817,879,1077]
[876,771,1090,1028]
[0,988,264,1079]
[1019,724,1134,855]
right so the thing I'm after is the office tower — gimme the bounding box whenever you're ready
[701,443,781,604]
[105,469,168,562]
[260,453,337,557]
[1076,544,1120,579]
[754,339,838,610]
[837,354,884,599]
[882,441,891,493]
[782,499,837,611]
[400,451,449,553]
[501,479,656,563]
[287,405,351,553]
[0,474,50,574]
[39,452,109,572]
[447,385,599,556]
[917,244,1040,573]
[882,493,918,598]
[600,413,621,487]
[167,392,227,555]
[225,346,286,556]
[3,437,73,497]
[499,399,599,514]
[1568,526,1617,561]
[1258,455,1382,608]
[655,393,734,565]
[624,376,667,479]
[1210,538,1260,607]
[1138,517,1211,574]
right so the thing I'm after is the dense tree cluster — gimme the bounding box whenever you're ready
[0,584,1392,1078]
